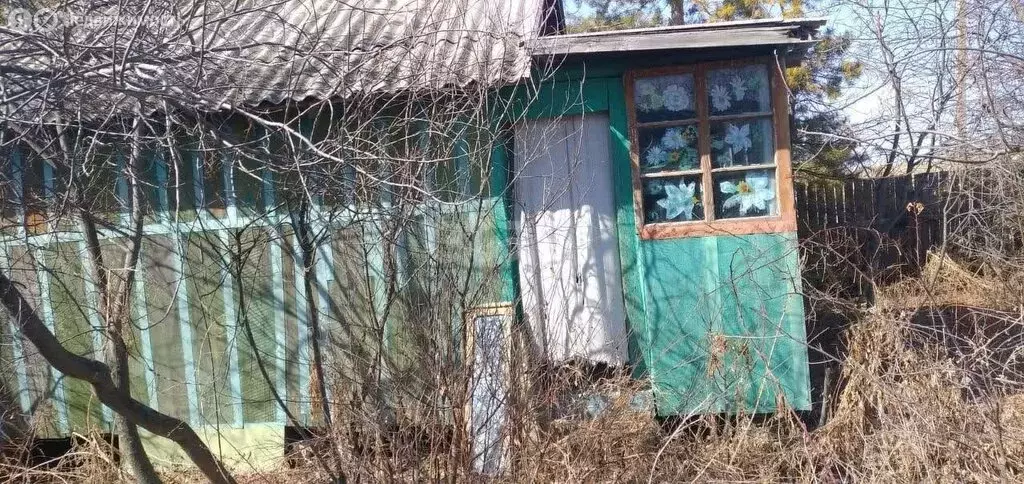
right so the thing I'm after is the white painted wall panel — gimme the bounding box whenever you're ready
[514,114,628,365]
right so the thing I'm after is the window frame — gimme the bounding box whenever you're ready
[625,57,796,239]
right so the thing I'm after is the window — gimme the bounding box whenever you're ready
[626,59,796,239]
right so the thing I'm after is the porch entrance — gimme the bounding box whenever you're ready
[513,114,629,365]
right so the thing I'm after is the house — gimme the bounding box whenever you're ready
[0,0,819,470]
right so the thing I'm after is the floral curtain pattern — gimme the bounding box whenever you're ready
[710,118,774,168]
[634,74,696,123]
[713,170,776,219]
[706,65,770,116]
[642,175,703,223]
[639,124,699,172]
[632,63,780,228]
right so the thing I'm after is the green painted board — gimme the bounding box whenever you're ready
[46,243,106,430]
[641,232,809,415]
[233,230,279,424]
[141,236,191,423]
[182,233,235,426]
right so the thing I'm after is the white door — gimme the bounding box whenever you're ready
[513,114,628,365]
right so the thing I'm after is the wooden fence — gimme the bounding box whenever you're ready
[795,172,952,294]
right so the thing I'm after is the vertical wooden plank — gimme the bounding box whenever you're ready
[811,184,824,230]
[883,176,900,271]
[145,237,191,423]
[842,178,856,229]
[810,184,823,232]
[291,232,311,423]
[76,240,113,428]
[233,228,277,424]
[771,60,797,228]
[279,231,301,420]
[35,163,69,435]
[262,166,288,424]
[3,152,31,414]
[608,74,650,377]
[856,179,872,228]
[219,230,243,427]
[0,247,31,414]
[795,182,810,238]
[48,244,108,431]
[132,254,160,411]
[695,66,715,222]
[9,149,27,240]
[9,245,58,435]
[33,247,69,435]
[488,132,517,303]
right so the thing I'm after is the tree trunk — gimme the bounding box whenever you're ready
[67,116,162,484]
[0,271,237,484]
[107,329,161,484]
[669,0,687,25]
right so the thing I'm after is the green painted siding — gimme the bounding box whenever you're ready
[521,62,810,416]
[641,233,809,415]
[1,52,810,447]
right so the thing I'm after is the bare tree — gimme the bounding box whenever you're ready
[1,0,563,481]
[826,0,1022,175]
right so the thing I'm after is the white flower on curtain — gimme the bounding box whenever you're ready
[644,145,669,169]
[661,127,688,149]
[636,79,664,112]
[662,84,691,112]
[729,75,747,100]
[719,172,774,216]
[724,123,752,153]
[657,180,699,220]
[710,84,731,112]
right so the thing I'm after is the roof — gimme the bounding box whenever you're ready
[0,5,826,122]
[529,18,825,57]
[190,0,562,106]
[0,0,561,119]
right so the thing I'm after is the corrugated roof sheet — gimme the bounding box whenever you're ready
[0,5,826,120]
[0,0,555,118]
[191,0,553,106]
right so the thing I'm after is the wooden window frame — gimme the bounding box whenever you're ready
[462,303,516,474]
[625,57,797,239]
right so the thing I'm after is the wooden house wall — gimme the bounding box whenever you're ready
[513,54,810,416]
[0,139,511,439]
[0,51,812,441]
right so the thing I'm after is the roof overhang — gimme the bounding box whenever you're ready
[528,18,825,59]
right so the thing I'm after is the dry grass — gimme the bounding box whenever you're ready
[881,250,1024,310]
[6,244,1024,484]
[7,266,1024,482]
[513,291,1024,483]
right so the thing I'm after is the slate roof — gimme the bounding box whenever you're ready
[0,0,561,119]
[186,0,560,106]
[0,1,825,121]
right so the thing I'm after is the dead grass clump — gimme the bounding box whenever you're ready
[882,250,1024,309]
[517,297,1024,483]
[816,301,1024,482]
[0,431,122,484]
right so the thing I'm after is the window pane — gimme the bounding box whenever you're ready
[713,169,777,219]
[642,175,704,224]
[638,124,700,173]
[710,117,774,168]
[634,74,697,123]
[707,65,771,116]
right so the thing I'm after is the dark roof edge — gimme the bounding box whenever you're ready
[529,17,826,57]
